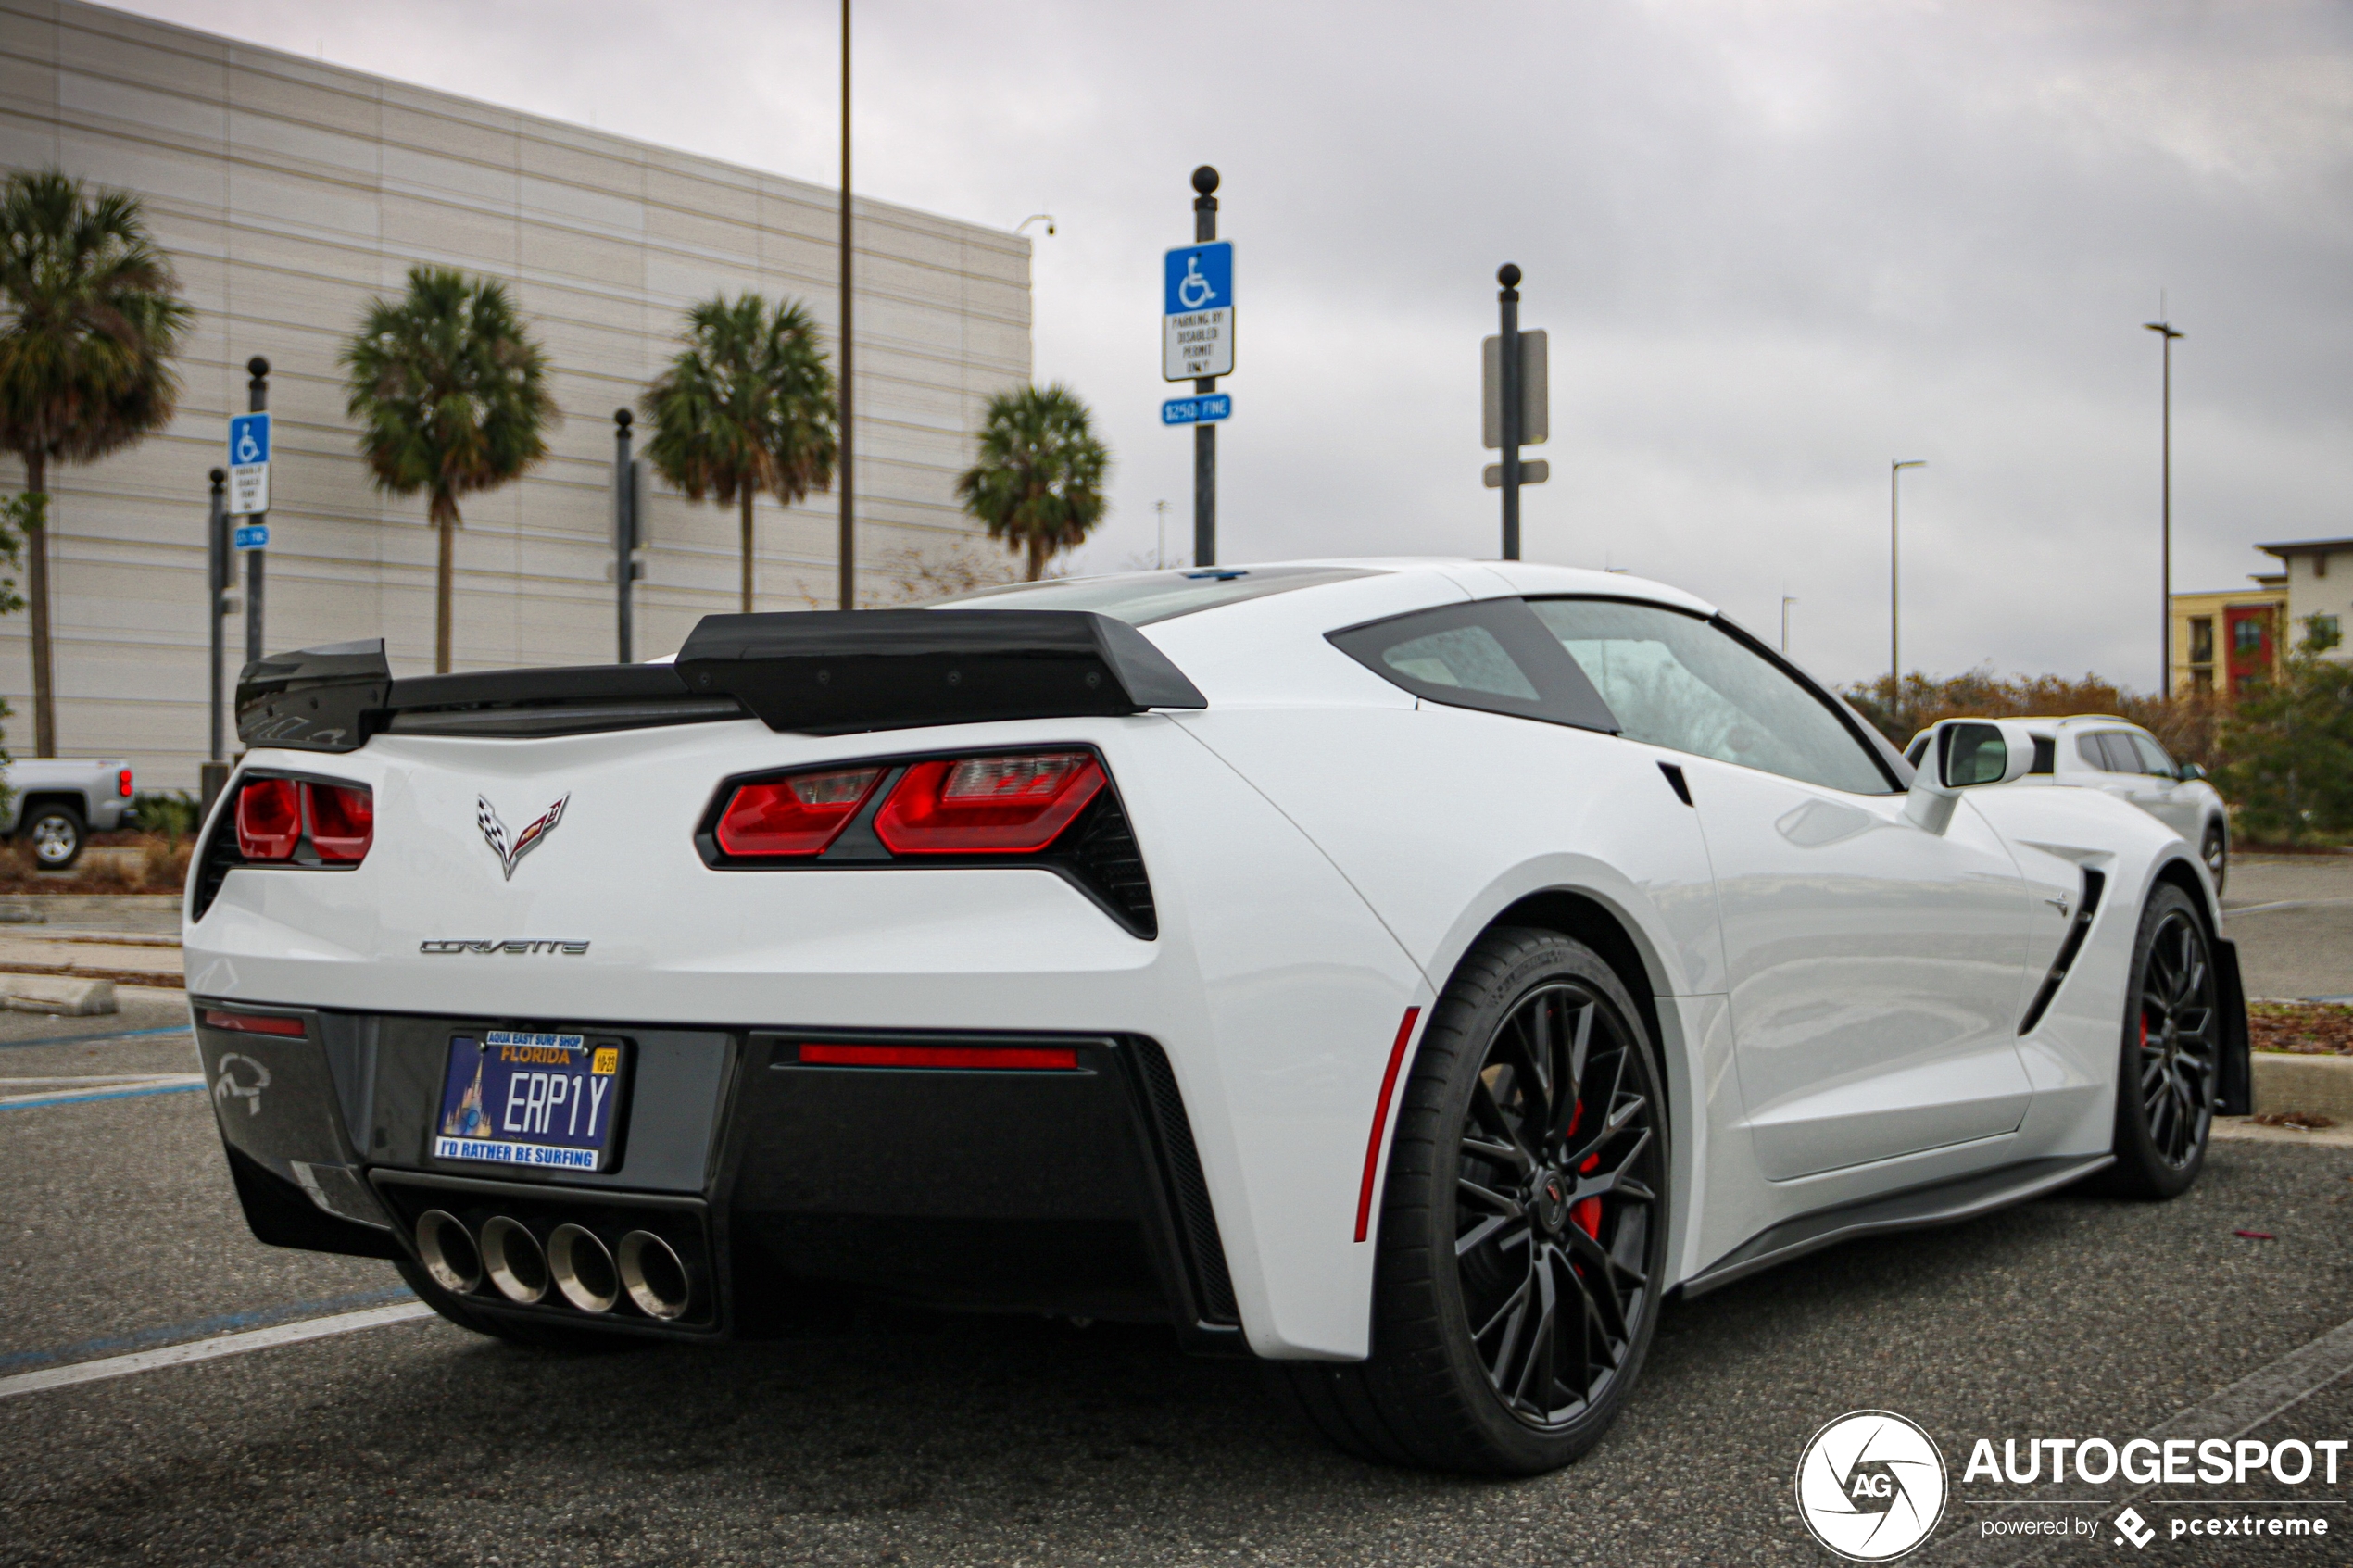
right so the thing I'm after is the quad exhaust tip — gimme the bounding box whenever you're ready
[548,1223,619,1313]
[415,1210,481,1295]
[480,1215,548,1305]
[619,1230,691,1321]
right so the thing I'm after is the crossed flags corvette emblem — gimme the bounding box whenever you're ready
[478,794,569,881]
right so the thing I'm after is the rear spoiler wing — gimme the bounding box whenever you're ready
[235,611,1207,754]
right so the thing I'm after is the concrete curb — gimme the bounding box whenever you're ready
[2252,1050,2353,1121]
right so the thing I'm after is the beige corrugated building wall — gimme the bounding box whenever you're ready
[0,0,1031,789]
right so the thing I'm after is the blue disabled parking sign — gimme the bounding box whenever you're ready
[229,413,271,466]
[1164,241,1234,381]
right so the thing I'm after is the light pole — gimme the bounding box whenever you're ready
[2145,313,2183,696]
[1153,498,1170,570]
[837,0,854,611]
[1890,459,1925,711]
[1780,595,1796,656]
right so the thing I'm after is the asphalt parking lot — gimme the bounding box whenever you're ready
[2,873,2349,1566]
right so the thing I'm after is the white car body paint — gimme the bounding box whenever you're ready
[187,558,2219,1361]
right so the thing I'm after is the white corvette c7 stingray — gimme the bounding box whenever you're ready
[191,558,2246,1474]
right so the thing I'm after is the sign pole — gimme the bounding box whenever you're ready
[1191,166,1218,569]
[1498,265,1522,561]
[207,467,227,764]
[242,357,269,668]
[613,408,636,663]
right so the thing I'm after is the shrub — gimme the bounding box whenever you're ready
[131,789,199,838]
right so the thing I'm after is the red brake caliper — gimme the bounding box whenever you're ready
[1568,1096,1603,1239]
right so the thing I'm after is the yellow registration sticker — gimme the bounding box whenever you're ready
[591,1047,619,1076]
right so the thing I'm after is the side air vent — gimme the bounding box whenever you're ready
[1128,1037,1239,1326]
[2020,868,2106,1035]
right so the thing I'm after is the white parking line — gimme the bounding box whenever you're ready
[0,1302,435,1400]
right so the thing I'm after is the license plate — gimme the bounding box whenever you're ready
[434,1031,624,1171]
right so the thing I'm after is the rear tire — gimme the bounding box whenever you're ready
[19,804,82,871]
[395,1256,648,1352]
[2106,884,2219,1199]
[2201,823,2227,896]
[1269,927,1668,1474]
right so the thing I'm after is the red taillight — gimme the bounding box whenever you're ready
[796,1042,1079,1071]
[716,767,883,857]
[873,752,1103,854]
[234,778,301,859]
[303,782,373,862]
[117,767,132,798]
[201,1009,306,1036]
[233,776,371,863]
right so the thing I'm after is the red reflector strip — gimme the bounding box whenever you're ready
[1353,1007,1423,1244]
[796,1043,1079,1071]
[201,1010,307,1036]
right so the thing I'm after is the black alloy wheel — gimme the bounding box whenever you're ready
[1454,980,1662,1428]
[2108,884,2219,1198]
[1268,927,1669,1474]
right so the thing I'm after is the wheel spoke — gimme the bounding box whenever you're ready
[1458,1176,1524,1217]
[1468,1079,1539,1173]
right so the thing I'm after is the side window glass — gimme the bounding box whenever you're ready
[2095,734,2141,773]
[2076,734,2109,771]
[1526,598,1894,794]
[2128,734,2176,777]
[1327,599,1617,732]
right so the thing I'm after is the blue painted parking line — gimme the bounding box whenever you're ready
[0,1024,191,1052]
[0,1286,418,1374]
[0,1080,203,1110]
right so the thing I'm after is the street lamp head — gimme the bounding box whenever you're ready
[1894,458,1926,470]
[208,467,225,485]
[2144,320,2183,339]
[613,408,633,431]
[245,356,270,381]
[1014,214,1056,236]
[1497,262,1522,290]
[1190,165,1219,195]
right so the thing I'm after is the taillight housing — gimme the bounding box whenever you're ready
[714,767,882,857]
[874,752,1103,854]
[700,746,1153,936]
[230,776,372,865]
[117,767,133,798]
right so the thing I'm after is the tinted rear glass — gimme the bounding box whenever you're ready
[928,566,1378,626]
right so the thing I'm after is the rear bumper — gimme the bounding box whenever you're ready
[195,1002,1243,1352]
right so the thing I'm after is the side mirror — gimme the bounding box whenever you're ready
[1904,719,2034,833]
[2180,761,2208,783]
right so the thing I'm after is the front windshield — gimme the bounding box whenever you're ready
[927,566,1378,626]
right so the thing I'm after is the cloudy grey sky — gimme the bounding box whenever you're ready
[124,0,2353,691]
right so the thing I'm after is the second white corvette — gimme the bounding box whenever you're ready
[190,558,2246,1474]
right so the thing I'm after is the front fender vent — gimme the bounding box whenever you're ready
[2020,868,2106,1035]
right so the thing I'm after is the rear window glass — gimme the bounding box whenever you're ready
[928,566,1378,626]
[1327,599,1617,732]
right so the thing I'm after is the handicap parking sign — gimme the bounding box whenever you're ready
[229,413,271,467]
[1163,242,1234,382]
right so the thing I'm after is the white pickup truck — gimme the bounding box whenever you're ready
[1,758,134,869]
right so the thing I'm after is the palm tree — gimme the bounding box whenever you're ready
[342,266,557,673]
[641,295,836,612]
[956,384,1108,582]
[0,170,192,755]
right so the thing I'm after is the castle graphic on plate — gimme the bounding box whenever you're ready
[442,1055,492,1138]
